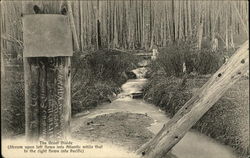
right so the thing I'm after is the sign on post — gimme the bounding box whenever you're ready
[23,15,73,57]
[22,13,72,141]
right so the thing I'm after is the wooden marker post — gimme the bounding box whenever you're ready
[22,2,72,141]
[137,41,249,158]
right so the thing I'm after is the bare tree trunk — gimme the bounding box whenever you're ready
[197,22,203,50]
[229,2,235,49]
[230,26,235,49]
[141,0,144,49]
[67,1,80,51]
[188,0,192,38]
[225,3,229,51]
[113,2,119,48]
[1,4,5,79]
[225,18,229,50]
[171,0,175,42]
[149,2,155,50]
[79,1,84,50]
[1,48,5,80]
[96,0,101,49]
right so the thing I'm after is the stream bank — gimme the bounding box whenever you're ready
[72,66,238,158]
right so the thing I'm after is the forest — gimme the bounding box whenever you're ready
[1,0,249,54]
[1,1,249,158]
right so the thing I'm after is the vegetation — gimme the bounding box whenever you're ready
[1,49,138,137]
[1,1,248,60]
[0,0,248,156]
[148,42,229,77]
[143,43,249,156]
[71,49,138,115]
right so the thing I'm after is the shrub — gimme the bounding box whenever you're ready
[86,49,138,84]
[1,80,25,137]
[71,49,138,115]
[149,43,231,77]
[150,43,187,77]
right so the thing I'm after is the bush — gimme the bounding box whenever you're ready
[149,43,187,77]
[86,49,138,84]
[148,42,231,77]
[1,80,25,137]
[71,49,138,115]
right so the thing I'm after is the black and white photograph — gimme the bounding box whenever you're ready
[1,0,249,158]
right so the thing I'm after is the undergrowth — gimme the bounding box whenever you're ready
[71,49,138,115]
[148,42,235,78]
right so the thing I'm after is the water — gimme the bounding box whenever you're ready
[71,67,238,158]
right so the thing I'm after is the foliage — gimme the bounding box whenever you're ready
[1,79,25,136]
[148,42,232,78]
[143,75,191,113]
[71,49,138,115]
[86,49,138,84]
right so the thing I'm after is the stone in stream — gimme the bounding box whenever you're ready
[123,71,137,79]
[131,92,143,99]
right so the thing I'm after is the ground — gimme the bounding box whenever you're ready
[72,112,154,151]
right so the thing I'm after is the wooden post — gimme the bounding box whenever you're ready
[67,1,80,51]
[22,2,72,141]
[137,41,249,158]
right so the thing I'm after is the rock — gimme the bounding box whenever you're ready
[131,92,143,99]
[87,121,94,125]
[92,123,105,126]
[74,110,90,117]
[86,128,95,131]
[125,71,137,79]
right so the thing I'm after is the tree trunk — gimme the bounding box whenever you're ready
[172,0,175,42]
[22,1,72,141]
[230,26,235,49]
[188,0,192,38]
[197,22,203,50]
[225,4,229,51]
[67,1,80,51]
[137,41,249,158]
[96,0,102,49]
[113,2,119,48]
[79,1,84,50]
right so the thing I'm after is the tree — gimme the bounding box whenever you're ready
[22,1,71,141]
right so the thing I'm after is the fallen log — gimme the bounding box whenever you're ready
[136,41,249,158]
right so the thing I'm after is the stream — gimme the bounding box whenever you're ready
[71,66,238,158]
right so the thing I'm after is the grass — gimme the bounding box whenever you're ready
[143,74,249,156]
[143,41,249,156]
